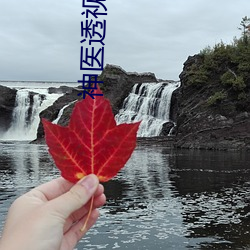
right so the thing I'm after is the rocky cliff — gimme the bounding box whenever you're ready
[99,64,158,114]
[174,54,250,151]
[0,85,17,133]
[36,64,158,139]
[2,54,249,151]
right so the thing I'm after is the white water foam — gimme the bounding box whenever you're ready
[52,100,77,124]
[1,88,62,141]
[115,82,180,137]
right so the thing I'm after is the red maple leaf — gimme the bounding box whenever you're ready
[42,87,140,183]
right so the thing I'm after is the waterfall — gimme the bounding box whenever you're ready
[1,89,62,141]
[53,100,77,124]
[115,82,180,137]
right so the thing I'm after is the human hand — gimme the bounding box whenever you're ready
[0,174,106,250]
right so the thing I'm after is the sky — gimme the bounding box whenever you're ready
[0,0,249,82]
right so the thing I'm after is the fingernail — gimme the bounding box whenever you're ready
[78,174,98,191]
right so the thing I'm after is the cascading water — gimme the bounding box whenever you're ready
[52,100,77,124]
[1,89,62,141]
[7,90,31,137]
[115,81,180,137]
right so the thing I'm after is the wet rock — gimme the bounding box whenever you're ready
[160,122,175,136]
[36,88,82,140]
[0,85,17,132]
[48,86,73,94]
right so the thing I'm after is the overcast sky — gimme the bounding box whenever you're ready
[0,0,249,82]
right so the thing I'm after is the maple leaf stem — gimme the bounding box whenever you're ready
[80,196,94,232]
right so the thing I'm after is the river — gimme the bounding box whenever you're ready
[0,142,250,249]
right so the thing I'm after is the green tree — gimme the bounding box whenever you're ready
[206,91,228,106]
[238,16,250,44]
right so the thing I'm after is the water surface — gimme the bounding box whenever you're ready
[0,142,250,249]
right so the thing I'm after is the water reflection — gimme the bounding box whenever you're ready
[83,146,188,249]
[170,150,250,249]
[1,143,250,249]
[0,142,58,230]
[0,143,57,190]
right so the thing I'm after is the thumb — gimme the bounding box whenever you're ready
[47,174,99,219]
